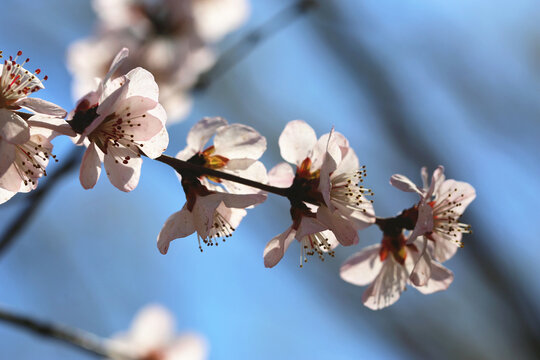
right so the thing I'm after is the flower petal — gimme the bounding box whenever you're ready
[16,98,67,117]
[187,117,228,152]
[340,244,383,286]
[409,237,432,287]
[390,173,423,195]
[264,226,296,268]
[222,160,268,195]
[103,146,142,192]
[128,304,175,350]
[166,333,208,360]
[414,261,454,294]
[0,139,15,176]
[0,109,30,144]
[278,120,317,165]
[157,206,196,254]
[316,206,359,246]
[268,162,295,188]
[362,257,408,310]
[214,124,266,160]
[0,187,15,204]
[79,143,103,189]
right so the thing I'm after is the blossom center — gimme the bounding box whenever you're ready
[380,233,407,265]
[330,166,374,214]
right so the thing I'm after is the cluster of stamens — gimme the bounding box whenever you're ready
[0,51,47,105]
[299,232,335,268]
[91,105,147,163]
[14,136,57,187]
[197,211,236,252]
[331,166,374,213]
[431,187,472,247]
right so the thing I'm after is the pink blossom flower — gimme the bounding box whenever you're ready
[340,234,454,310]
[390,166,476,286]
[0,124,57,195]
[108,304,208,360]
[264,120,375,268]
[68,48,168,192]
[0,51,66,145]
[390,166,476,261]
[157,117,266,254]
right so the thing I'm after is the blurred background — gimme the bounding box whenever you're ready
[1,0,539,359]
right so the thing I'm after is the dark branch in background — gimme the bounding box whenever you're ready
[194,0,318,90]
[308,4,540,357]
[0,306,134,359]
[0,0,317,260]
[0,148,83,256]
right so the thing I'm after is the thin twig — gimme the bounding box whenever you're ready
[194,0,318,90]
[156,154,290,197]
[0,306,134,359]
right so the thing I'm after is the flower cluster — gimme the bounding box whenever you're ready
[0,45,477,313]
[68,0,250,123]
[341,166,476,310]
[0,51,69,204]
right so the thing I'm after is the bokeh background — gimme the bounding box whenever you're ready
[1,0,539,359]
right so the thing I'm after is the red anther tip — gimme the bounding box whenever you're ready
[17,50,22,56]
[35,69,41,74]
[43,75,48,81]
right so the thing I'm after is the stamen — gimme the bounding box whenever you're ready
[299,232,335,267]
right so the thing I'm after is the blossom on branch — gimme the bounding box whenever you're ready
[340,233,453,310]
[390,166,476,285]
[0,51,66,146]
[68,48,168,192]
[264,120,375,268]
[108,304,208,360]
[158,117,266,254]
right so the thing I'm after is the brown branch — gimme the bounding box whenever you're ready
[0,306,134,359]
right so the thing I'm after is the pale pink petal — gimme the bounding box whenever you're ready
[0,109,30,144]
[340,244,383,286]
[408,202,434,243]
[176,147,197,162]
[278,120,317,165]
[0,139,15,176]
[268,162,294,188]
[362,257,408,310]
[0,164,22,192]
[318,152,337,209]
[0,187,15,204]
[103,147,142,192]
[220,192,266,209]
[333,147,360,178]
[125,67,159,102]
[421,166,429,190]
[414,261,454,294]
[295,216,328,240]
[430,232,459,262]
[214,124,266,160]
[316,206,359,246]
[79,143,103,190]
[311,130,345,169]
[16,98,67,117]
[27,115,76,138]
[166,333,208,360]
[222,161,267,195]
[264,227,296,268]
[102,47,129,87]
[426,165,445,199]
[436,179,476,213]
[390,174,423,195]
[409,237,432,287]
[192,195,223,238]
[113,96,162,140]
[194,0,250,42]
[186,117,228,152]
[129,305,175,350]
[157,207,196,254]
